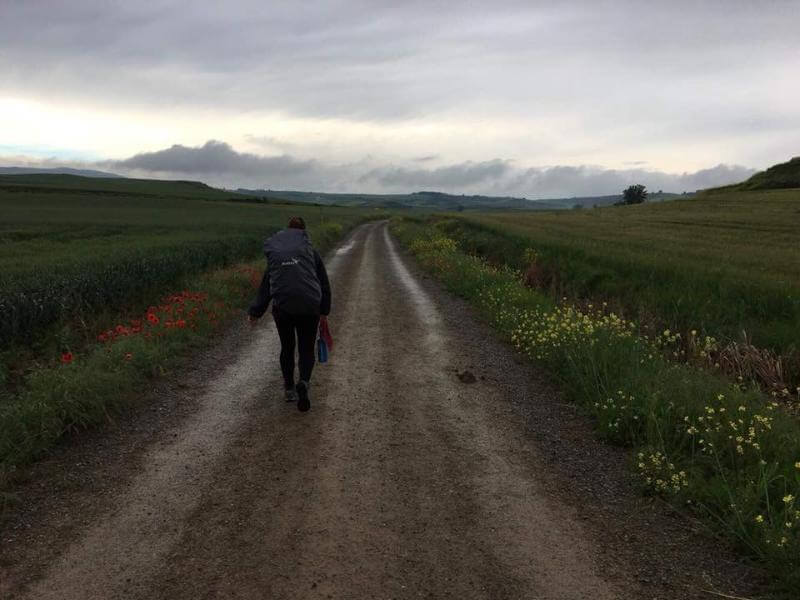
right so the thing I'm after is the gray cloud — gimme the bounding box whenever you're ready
[1,1,798,180]
[506,164,757,198]
[243,135,299,153]
[3,139,755,198]
[674,164,758,191]
[109,140,315,177]
[353,161,754,198]
[361,159,511,188]
[2,0,798,131]
[84,141,756,197]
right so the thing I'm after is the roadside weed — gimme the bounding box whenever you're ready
[0,262,258,483]
[393,218,800,594]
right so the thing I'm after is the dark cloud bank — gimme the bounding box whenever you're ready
[113,140,314,176]
[104,140,754,198]
[362,160,512,188]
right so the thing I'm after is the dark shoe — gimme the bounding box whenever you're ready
[296,380,310,412]
[284,387,298,403]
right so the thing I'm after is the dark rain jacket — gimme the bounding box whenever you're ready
[248,228,331,318]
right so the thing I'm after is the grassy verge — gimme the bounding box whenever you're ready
[0,261,255,493]
[0,220,355,492]
[392,217,800,596]
[432,210,800,392]
[449,187,800,383]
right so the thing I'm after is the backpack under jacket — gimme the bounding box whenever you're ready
[264,229,322,315]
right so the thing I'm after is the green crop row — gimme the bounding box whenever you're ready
[0,235,258,347]
[430,191,800,385]
[0,180,373,349]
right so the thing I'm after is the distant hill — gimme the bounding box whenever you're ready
[233,188,544,210]
[704,157,800,194]
[0,170,690,211]
[0,166,123,178]
[233,188,687,211]
[0,173,261,202]
[738,156,800,190]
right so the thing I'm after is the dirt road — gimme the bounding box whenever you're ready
[1,223,760,599]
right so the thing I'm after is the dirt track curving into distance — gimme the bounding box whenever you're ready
[1,222,762,599]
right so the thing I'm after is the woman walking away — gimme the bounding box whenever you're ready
[248,216,331,412]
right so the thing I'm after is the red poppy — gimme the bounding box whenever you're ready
[147,313,159,324]
[176,319,186,328]
[124,353,133,361]
[61,352,73,364]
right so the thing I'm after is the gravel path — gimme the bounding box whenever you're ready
[0,222,763,599]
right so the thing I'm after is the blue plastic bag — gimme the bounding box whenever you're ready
[317,337,328,363]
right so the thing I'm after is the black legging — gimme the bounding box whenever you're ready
[272,309,320,389]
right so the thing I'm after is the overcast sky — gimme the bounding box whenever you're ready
[1,0,797,197]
